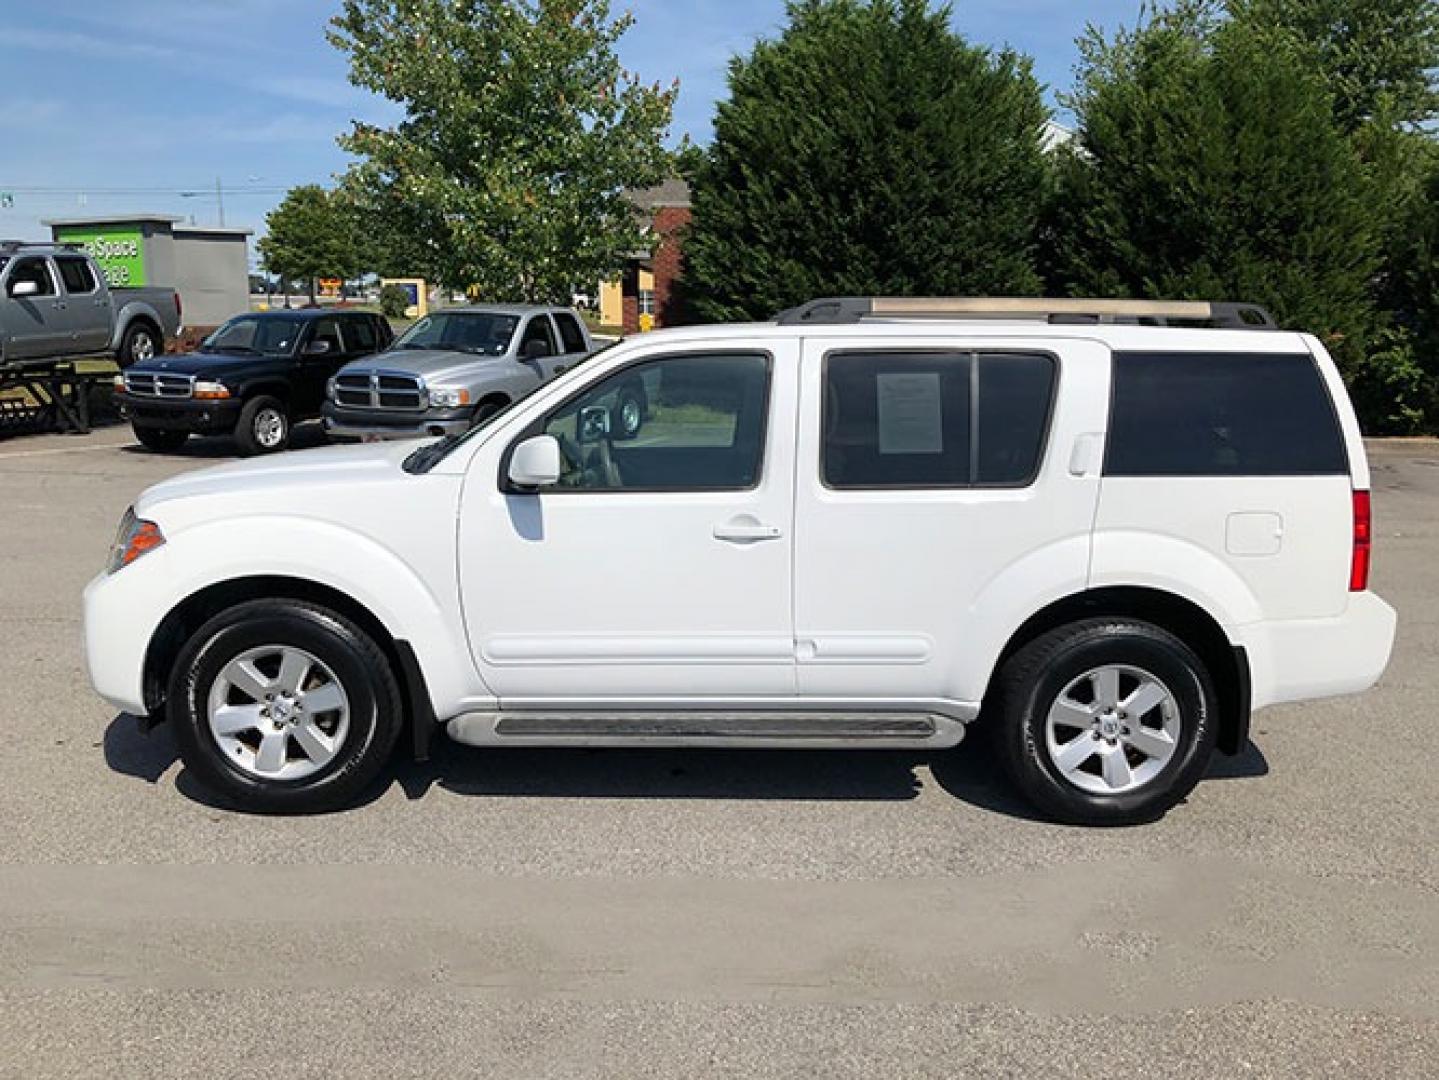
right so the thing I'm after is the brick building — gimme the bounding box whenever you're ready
[599,180,691,334]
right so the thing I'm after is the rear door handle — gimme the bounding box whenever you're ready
[714,518,783,543]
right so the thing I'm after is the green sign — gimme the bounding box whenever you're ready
[53,224,147,287]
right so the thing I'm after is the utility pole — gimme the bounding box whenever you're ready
[216,177,225,226]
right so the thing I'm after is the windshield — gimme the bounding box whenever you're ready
[201,315,306,357]
[395,312,520,356]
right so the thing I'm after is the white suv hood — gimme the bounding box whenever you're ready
[135,440,425,523]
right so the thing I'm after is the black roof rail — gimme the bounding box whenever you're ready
[775,297,1278,330]
[1,239,86,254]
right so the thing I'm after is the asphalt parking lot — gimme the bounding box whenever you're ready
[0,424,1435,1078]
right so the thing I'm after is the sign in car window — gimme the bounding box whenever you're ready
[52,225,147,288]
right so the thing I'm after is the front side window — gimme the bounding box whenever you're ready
[520,315,557,358]
[202,316,305,357]
[310,317,344,354]
[7,257,56,298]
[1106,352,1347,477]
[56,257,98,294]
[538,353,771,491]
[395,312,519,356]
[823,351,1056,489]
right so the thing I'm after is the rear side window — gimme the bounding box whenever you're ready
[1106,352,1347,477]
[56,257,97,294]
[823,351,1057,488]
[346,315,378,353]
[554,312,588,354]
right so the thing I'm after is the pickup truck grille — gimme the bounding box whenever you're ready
[334,371,425,411]
[123,372,194,399]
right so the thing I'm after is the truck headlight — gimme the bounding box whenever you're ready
[428,387,471,409]
[326,377,337,400]
[107,508,165,574]
[193,381,231,400]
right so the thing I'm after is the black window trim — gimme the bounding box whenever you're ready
[1102,349,1351,479]
[819,347,1061,493]
[554,310,588,355]
[499,348,776,496]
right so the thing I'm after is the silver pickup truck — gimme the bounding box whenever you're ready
[323,304,599,440]
[0,241,183,368]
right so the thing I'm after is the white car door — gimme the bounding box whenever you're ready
[792,334,1109,709]
[459,338,799,702]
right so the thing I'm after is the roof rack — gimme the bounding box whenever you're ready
[775,296,1278,330]
[1,240,86,254]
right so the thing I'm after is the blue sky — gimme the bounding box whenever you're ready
[0,1,1143,250]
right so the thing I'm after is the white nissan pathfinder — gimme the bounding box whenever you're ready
[84,297,1398,824]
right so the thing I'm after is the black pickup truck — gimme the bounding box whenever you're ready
[114,309,392,455]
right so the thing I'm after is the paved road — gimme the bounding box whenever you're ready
[1,426,1435,1078]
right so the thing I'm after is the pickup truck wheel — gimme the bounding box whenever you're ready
[133,426,188,452]
[987,619,1217,826]
[167,600,403,814]
[235,396,290,456]
[613,383,645,441]
[120,323,159,367]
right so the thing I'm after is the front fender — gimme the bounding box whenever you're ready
[87,515,483,719]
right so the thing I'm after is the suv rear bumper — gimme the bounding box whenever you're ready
[1238,591,1398,710]
[322,402,472,440]
[115,392,242,435]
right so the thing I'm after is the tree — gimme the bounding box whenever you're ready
[1049,6,1381,377]
[683,0,1049,323]
[329,0,677,303]
[1232,0,1439,131]
[257,185,363,305]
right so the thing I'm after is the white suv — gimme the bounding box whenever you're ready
[84,297,1397,823]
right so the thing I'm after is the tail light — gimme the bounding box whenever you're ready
[1350,490,1371,592]
[174,290,182,324]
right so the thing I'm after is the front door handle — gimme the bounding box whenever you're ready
[714,518,783,543]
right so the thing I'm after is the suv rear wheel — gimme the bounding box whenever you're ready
[988,619,1217,826]
[235,395,290,456]
[167,600,403,814]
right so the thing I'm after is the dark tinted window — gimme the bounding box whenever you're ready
[541,354,770,491]
[345,315,378,353]
[8,257,55,297]
[1106,352,1347,477]
[520,315,556,358]
[56,257,97,294]
[823,351,1055,488]
[554,312,588,354]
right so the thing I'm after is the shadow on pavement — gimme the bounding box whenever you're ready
[119,421,331,460]
[103,711,1271,820]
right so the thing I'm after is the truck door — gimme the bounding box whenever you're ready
[1,257,69,360]
[54,256,112,354]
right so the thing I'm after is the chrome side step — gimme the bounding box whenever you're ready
[446,710,966,750]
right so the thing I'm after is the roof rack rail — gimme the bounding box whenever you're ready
[1,239,86,253]
[775,296,1278,330]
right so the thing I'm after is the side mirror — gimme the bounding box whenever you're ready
[9,280,39,298]
[303,339,333,356]
[521,338,551,360]
[508,435,562,489]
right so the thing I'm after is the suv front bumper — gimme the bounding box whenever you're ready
[115,392,243,435]
[322,402,473,440]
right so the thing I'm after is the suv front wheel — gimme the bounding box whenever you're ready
[167,600,403,813]
[235,395,290,456]
[988,619,1218,826]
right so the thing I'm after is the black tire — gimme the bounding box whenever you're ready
[167,600,403,814]
[119,322,161,368]
[470,398,506,428]
[133,425,188,452]
[612,382,645,441]
[234,395,290,456]
[987,619,1218,826]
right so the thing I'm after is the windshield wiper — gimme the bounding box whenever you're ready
[403,434,462,475]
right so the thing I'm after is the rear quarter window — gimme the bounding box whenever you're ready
[1105,352,1348,477]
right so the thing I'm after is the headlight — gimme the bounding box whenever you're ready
[112,374,126,392]
[326,377,337,400]
[107,508,165,574]
[193,381,231,400]
[428,387,471,409]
